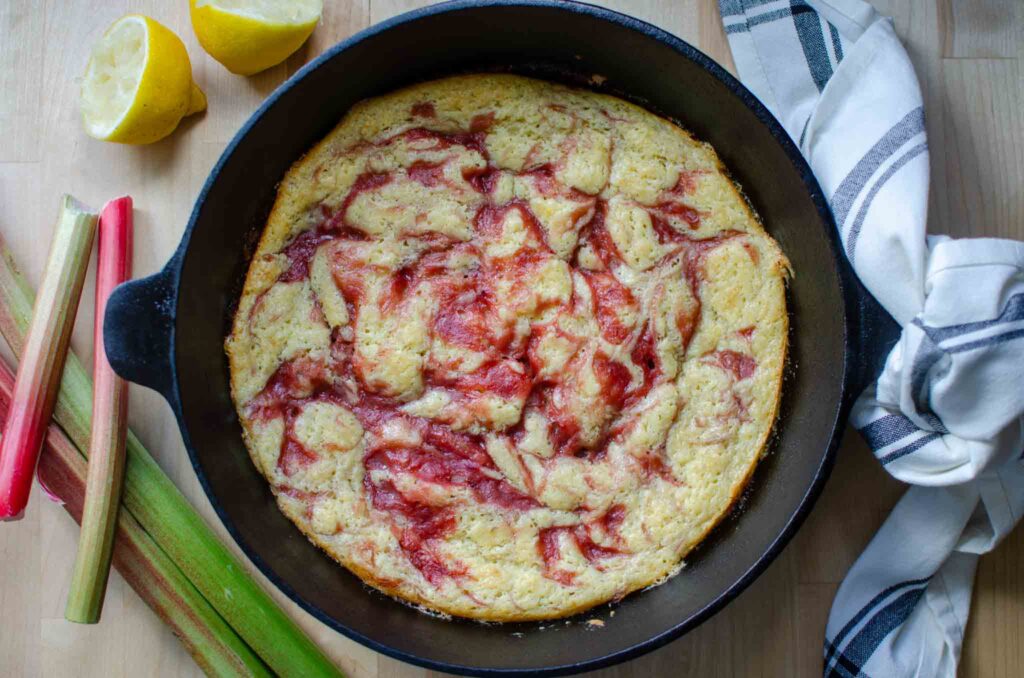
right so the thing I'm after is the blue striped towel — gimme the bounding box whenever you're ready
[719,1,1024,676]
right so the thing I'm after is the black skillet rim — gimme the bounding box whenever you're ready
[166,1,853,675]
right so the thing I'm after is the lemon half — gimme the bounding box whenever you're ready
[81,15,206,145]
[190,0,322,76]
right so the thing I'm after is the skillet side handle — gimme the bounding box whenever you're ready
[103,266,176,400]
[847,273,902,397]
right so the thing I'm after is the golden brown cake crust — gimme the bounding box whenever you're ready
[226,74,789,621]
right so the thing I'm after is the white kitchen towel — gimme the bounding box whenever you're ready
[719,1,1024,676]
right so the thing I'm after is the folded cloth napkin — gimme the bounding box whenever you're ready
[719,1,1024,676]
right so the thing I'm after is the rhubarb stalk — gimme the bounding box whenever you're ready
[0,235,342,675]
[0,357,271,676]
[0,196,96,519]
[66,196,134,623]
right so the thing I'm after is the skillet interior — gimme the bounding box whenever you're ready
[170,2,849,674]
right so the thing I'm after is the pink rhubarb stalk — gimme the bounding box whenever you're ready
[66,196,133,623]
[0,196,96,519]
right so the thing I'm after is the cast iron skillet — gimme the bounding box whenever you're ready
[103,1,897,675]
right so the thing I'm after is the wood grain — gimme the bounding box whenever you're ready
[0,1,1019,676]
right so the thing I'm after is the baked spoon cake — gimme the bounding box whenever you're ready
[226,74,789,621]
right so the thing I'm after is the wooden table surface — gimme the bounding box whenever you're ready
[1,1,1020,676]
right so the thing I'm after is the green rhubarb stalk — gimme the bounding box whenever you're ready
[67,197,134,623]
[0,236,343,677]
[0,196,96,520]
[0,357,271,677]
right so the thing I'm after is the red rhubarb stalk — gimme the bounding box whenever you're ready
[66,196,133,623]
[0,196,96,519]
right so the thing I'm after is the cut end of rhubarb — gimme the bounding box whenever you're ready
[38,474,66,506]
[62,195,97,219]
[65,609,101,625]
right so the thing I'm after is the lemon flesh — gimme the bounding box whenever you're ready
[196,0,321,23]
[81,17,146,139]
[81,15,206,145]
[191,0,322,76]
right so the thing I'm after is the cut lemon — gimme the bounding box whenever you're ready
[81,15,206,145]
[190,0,322,76]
